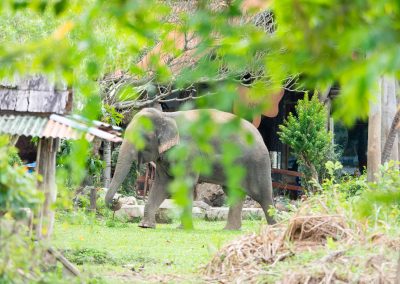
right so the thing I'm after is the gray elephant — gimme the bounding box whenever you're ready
[105,108,275,229]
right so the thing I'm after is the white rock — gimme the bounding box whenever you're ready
[205,207,265,221]
[115,205,144,219]
[205,207,229,221]
[192,207,206,219]
[193,200,211,211]
[159,199,177,209]
[119,196,138,205]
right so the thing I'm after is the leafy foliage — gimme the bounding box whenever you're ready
[0,136,60,283]
[358,161,400,220]
[269,0,400,125]
[339,174,368,198]
[0,136,41,218]
[102,104,124,126]
[0,0,397,227]
[278,94,335,190]
[7,149,22,167]
[64,248,115,265]
[57,139,104,187]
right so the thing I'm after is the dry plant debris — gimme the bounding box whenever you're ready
[203,201,399,283]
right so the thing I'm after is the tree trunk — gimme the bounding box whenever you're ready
[381,77,399,163]
[309,163,319,185]
[103,141,112,188]
[367,80,382,183]
[35,138,59,240]
[382,105,400,164]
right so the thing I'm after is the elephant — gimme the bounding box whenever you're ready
[105,107,275,230]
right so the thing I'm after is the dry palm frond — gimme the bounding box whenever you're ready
[203,199,399,283]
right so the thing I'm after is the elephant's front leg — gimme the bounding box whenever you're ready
[139,170,169,228]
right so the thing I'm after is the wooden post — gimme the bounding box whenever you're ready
[103,141,112,188]
[367,80,382,182]
[10,135,19,146]
[381,77,399,162]
[36,137,59,239]
[89,186,97,212]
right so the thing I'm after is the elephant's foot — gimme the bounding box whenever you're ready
[138,221,156,228]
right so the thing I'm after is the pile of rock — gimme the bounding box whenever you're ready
[195,183,225,207]
[105,184,295,223]
[115,198,266,223]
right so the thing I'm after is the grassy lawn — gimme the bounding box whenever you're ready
[52,214,265,283]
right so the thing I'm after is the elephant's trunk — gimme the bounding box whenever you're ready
[105,140,137,209]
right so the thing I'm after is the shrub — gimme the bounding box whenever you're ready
[0,136,61,282]
[339,174,368,198]
[358,161,400,221]
[278,93,336,191]
[0,136,41,218]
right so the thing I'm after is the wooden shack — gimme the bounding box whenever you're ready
[0,75,122,239]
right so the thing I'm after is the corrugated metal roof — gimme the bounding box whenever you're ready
[0,114,122,142]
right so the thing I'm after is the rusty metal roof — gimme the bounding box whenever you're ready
[0,114,122,142]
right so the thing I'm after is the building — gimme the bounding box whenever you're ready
[0,75,122,238]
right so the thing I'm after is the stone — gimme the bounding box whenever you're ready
[115,205,144,219]
[195,183,225,207]
[193,200,211,211]
[110,198,280,224]
[119,196,138,206]
[156,199,182,224]
[192,207,206,219]
[205,207,264,221]
[159,199,177,209]
[205,207,229,221]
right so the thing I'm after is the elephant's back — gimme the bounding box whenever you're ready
[167,109,268,152]
[167,109,237,124]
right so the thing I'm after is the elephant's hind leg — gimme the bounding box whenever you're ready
[224,198,244,230]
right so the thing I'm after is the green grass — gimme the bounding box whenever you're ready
[52,215,264,283]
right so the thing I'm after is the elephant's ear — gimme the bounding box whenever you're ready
[157,116,179,154]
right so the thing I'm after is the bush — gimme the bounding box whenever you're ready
[358,161,400,221]
[57,140,104,187]
[0,136,41,218]
[0,136,63,283]
[339,174,368,198]
[278,93,337,191]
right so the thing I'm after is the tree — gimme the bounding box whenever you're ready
[382,106,400,164]
[278,93,334,190]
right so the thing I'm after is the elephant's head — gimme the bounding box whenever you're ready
[105,108,179,209]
